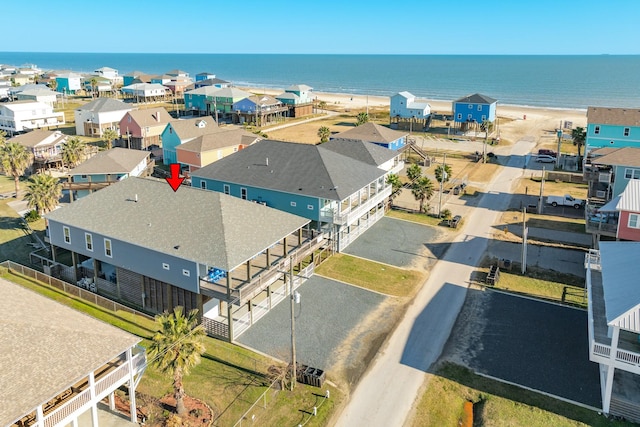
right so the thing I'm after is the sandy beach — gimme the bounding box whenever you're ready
[240,86,588,145]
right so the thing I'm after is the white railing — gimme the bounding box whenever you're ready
[334,187,391,225]
[252,298,269,323]
[591,341,640,372]
[44,388,91,427]
[585,250,601,270]
[233,311,251,340]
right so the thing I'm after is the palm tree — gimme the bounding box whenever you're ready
[572,126,586,170]
[356,112,369,126]
[411,176,435,213]
[434,164,452,185]
[317,126,330,143]
[89,77,98,98]
[49,79,57,91]
[102,128,118,150]
[386,173,403,196]
[406,163,422,182]
[0,140,33,196]
[24,173,62,214]
[62,137,86,168]
[148,307,206,416]
[318,101,327,112]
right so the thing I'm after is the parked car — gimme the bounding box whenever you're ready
[538,149,557,157]
[450,215,462,228]
[536,154,556,163]
[546,194,585,209]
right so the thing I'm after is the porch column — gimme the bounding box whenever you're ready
[267,285,272,310]
[127,348,138,423]
[34,405,44,427]
[227,302,234,342]
[71,251,79,282]
[266,248,270,266]
[50,244,57,262]
[283,236,288,255]
[602,326,620,414]
[298,228,302,245]
[108,392,115,410]
[88,372,99,427]
[246,260,251,281]
[249,300,253,325]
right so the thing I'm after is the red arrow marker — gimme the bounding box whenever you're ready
[165,163,185,192]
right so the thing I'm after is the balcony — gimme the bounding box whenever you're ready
[585,205,619,237]
[320,186,392,226]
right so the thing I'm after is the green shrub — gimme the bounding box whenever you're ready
[24,210,40,223]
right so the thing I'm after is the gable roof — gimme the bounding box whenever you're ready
[166,116,217,141]
[321,138,398,167]
[192,140,388,201]
[177,129,260,153]
[195,77,230,86]
[286,84,313,92]
[185,85,221,96]
[588,107,640,126]
[599,242,640,332]
[126,108,172,127]
[45,177,310,271]
[16,88,59,97]
[211,87,252,99]
[332,122,408,145]
[275,92,300,101]
[616,179,640,212]
[9,129,66,148]
[76,98,132,114]
[0,278,140,426]
[246,95,281,106]
[591,147,640,167]
[454,93,497,104]
[393,91,415,99]
[1,100,51,112]
[124,70,147,77]
[70,148,149,175]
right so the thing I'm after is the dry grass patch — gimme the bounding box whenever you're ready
[498,210,586,235]
[316,253,424,297]
[516,174,588,199]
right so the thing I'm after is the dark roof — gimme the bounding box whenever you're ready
[454,93,497,105]
[332,122,408,145]
[192,140,388,201]
[321,138,397,167]
[46,177,309,271]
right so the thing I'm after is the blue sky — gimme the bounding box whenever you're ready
[7,0,640,54]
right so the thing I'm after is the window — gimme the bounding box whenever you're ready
[290,201,297,207]
[467,114,472,120]
[182,269,190,277]
[223,184,230,195]
[629,213,640,229]
[85,233,93,251]
[594,126,600,135]
[307,204,314,210]
[241,188,247,200]
[200,181,206,190]
[468,104,473,109]
[457,113,462,120]
[162,263,170,270]
[625,168,640,179]
[477,105,482,111]
[624,127,630,137]
[104,239,112,257]
[63,226,71,244]
[481,115,486,121]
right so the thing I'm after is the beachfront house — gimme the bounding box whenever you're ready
[390,91,431,131]
[0,100,65,135]
[191,139,393,252]
[275,84,314,117]
[585,242,640,423]
[67,147,152,200]
[193,77,231,89]
[118,108,172,150]
[44,177,322,342]
[75,98,133,137]
[120,83,167,102]
[2,277,146,427]
[184,86,252,118]
[453,93,497,130]
[166,69,189,79]
[161,116,217,165]
[195,72,216,81]
[586,107,640,154]
[330,122,409,150]
[55,72,82,94]
[10,129,66,171]
[93,66,118,80]
[176,128,261,174]
[232,95,288,126]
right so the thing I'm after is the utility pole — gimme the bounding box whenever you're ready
[289,256,296,391]
[537,166,545,214]
[521,207,528,274]
[556,122,563,168]
[438,153,447,218]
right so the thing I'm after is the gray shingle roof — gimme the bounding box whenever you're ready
[46,177,310,271]
[0,278,140,426]
[167,116,217,141]
[588,107,640,126]
[126,108,172,128]
[177,129,260,153]
[192,140,388,201]
[321,138,397,167]
[76,98,132,114]
[286,84,313,92]
[454,93,497,104]
[70,148,150,175]
[9,129,66,148]
[591,147,640,167]
[332,122,408,145]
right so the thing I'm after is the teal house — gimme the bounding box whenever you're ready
[161,116,217,165]
[184,87,252,117]
[55,72,82,95]
[586,107,640,153]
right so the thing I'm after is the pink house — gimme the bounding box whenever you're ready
[118,108,172,150]
[616,180,640,241]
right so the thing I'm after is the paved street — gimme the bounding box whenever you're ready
[335,136,537,427]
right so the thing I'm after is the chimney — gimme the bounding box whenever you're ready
[266,157,269,166]
[135,194,138,202]
[155,111,161,122]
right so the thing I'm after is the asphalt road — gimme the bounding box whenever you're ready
[334,137,538,427]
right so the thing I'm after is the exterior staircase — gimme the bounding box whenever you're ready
[610,397,640,424]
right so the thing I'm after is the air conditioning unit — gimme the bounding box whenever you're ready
[596,190,606,198]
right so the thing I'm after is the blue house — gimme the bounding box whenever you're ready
[194,77,231,89]
[45,177,318,342]
[232,95,288,126]
[122,71,148,86]
[195,72,216,82]
[330,122,408,150]
[68,148,152,199]
[191,139,396,252]
[586,107,640,154]
[452,93,497,129]
[184,86,252,116]
[161,116,217,165]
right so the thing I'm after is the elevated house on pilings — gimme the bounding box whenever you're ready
[452,93,497,132]
[389,91,432,131]
[44,177,322,342]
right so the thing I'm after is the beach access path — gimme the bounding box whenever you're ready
[334,135,537,427]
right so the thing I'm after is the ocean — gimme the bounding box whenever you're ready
[2,52,640,110]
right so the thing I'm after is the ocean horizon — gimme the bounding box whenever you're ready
[2,52,640,110]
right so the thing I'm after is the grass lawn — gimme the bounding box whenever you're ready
[0,199,46,265]
[500,211,586,234]
[387,209,449,228]
[409,362,628,427]
[315,253,424,297]
[517,173,588,200]
[2,270,343,426]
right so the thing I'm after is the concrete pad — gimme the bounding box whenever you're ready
[488,240,586,278]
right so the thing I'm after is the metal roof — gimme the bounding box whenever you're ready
[45,177,310,271]
[0,278,140,426]
[599,242,640,332]
[616,179,640,212]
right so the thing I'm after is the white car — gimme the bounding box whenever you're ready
[536,154,556,163]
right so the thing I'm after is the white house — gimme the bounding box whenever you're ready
[75,98,134,137]
[93,66,119,80]
[0,101,65,135]
[15,88,60,107]
[121,83,166,100]
[390,91,431,119]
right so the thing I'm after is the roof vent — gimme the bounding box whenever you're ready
[266,157,269,166]
[135,194,138,202]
